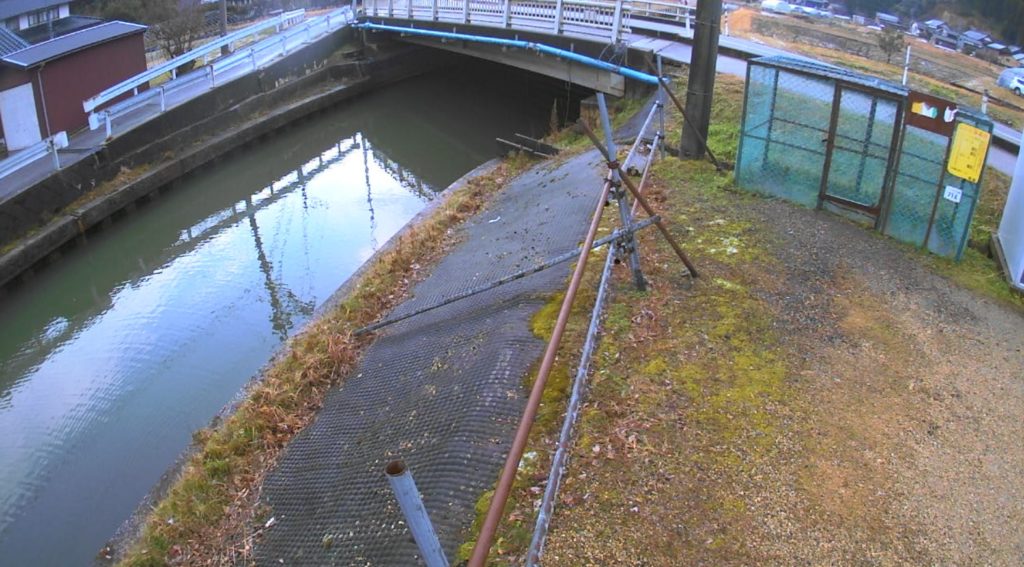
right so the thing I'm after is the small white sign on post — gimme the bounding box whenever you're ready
[943,185,963,204]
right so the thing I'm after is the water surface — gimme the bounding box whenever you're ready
[0,65,551,564]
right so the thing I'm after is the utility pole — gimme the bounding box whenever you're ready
[220,0,230,56]
[681,0,722,159]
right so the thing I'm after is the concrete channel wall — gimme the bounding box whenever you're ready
[0,31,457,289]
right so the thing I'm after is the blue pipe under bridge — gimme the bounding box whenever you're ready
[354,22,660,86]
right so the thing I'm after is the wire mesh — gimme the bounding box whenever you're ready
[736,65,831,208]
[737,56,993,261]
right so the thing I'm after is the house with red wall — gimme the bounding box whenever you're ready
[0,20,146,150]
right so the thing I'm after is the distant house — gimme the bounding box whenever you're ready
[875,12,902,29]
[932,32,958,51]
[0,21,146,150]
[920,18,952,39]
[1,0,72,33]
[959,29,993,53]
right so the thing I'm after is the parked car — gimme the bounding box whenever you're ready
[1011,75,1024,96]
[760,0,792,14]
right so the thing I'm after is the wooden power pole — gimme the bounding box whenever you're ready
[681,0,722,158]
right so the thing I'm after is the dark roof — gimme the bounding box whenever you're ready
[0,24,28,56]
[0,0,68,21]
[15,15,103,44]
[1,20,145,68]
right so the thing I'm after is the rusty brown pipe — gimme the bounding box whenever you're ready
[578,120,699,278]
[467,177,613,567]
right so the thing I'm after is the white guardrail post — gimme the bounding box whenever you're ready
[611,0,623,41]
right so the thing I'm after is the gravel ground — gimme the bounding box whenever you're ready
[753,199,1024,565]
[540,166,1024,565]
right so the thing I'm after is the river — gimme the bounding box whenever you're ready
[0,63,564,565]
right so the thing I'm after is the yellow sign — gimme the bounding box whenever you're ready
[946,123,991,183]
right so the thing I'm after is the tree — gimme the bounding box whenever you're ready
[877,27,905,64]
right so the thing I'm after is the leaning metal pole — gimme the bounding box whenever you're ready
[578,119,699,277]
[597,93,647,291]
[467,177,614,567]
[384,461,450,567]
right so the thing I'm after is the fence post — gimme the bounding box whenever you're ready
[160,86,166,112]
[432,0,438,20]
[388,0,394,17]
[49,139,60,170]
[463,0,469,24]
[171,67,177,80]
[408,0,413,19]
[902,44,911,85]
[105,113,112,140]
[503,0,511,27]
[553,0,563,33]
[611,0,624,42]
[207,64,215,88]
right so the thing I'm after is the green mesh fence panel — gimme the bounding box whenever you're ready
[883,126,947,247]
[884,114,991,260]
[737,56,992,262]
[823,89,898,210]
[926,114,991,260]
[737,66,831,208]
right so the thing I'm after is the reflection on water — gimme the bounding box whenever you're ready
[0,64,552,565]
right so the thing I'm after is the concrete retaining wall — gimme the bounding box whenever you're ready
[0,33,454,288]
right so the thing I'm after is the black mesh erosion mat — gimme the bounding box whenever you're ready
[255,150,604,565]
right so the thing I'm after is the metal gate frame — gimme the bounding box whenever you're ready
[817,83,905,227]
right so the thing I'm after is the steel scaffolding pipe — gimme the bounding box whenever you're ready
[384,460,450,567]
[467,175,614,567]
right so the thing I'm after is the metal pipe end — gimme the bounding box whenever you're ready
[385,460,407,477]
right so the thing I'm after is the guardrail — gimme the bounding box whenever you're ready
[0,132,68,181]
[362,0,694,43]
[84,9,306,119]
[88,7,355,138]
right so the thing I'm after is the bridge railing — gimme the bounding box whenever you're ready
[88,7,355,139]
[83,10,306,118]
[0,132,68,181]
[363,0,695,43]
[365,0,630,43]
[623,0,693,30]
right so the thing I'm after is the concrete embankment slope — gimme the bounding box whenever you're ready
[254,149,605,563]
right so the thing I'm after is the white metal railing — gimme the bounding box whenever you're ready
[0,132,68,180]
[88,7,355,137]
[84,10,306,119]
[363,0,694,42]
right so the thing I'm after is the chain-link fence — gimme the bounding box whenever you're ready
[882,111,992,259]
[736,56,993,261]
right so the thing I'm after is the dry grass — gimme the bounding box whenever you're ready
[117,155,532,566]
